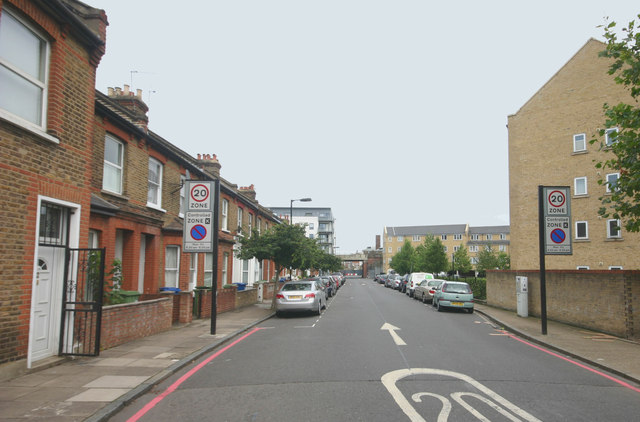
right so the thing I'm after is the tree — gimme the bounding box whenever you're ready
[452,245,472,274]
[237,223,309,307]
[415,235,448,274]
[389,240,416,274]
[476,246,499,273]
[496,252,510,270]
[591,16,640,232]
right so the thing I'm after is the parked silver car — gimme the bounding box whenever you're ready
[276,280,326,316]
[414,279,444,303]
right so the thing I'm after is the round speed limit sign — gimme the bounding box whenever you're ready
[187,181,213,211]
[548,190,566,208]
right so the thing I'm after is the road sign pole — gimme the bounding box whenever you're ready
[538,185,548,335]
[210,179,220,335]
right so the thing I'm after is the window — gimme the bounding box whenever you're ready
[257,218,261,235]
[397,236,403,241]
[575,221,588,239]
[605,173,619,193]
[164,246,179,288]
[469,246,479,252]
[190,253,197,290]
[573,133,586,152]
[574,177,587,196]
[454,234,462,240]
[204,253,213,287]
[88,229,99,248]
[397,247,402,252]
[221,199,229,231]
[388,247,392,253]
[486,234,493,240]
[605,128,618,146]
[412,235,421,242]
[222,252,229,284]
[179,175,186,217]
[388,236,392,242]
[237,207,243,232]
[470,234,479,240]
[470,257,478,265]
[242,260,249,283]
[441,234,447,240]
[609,266,623,270]
[577,266,590,270]
[103,135,124,194]
[147,158,163,208]
[443,246,448,252]
[248,214,253,235]
[499,234,506,240]
[607,219,621,238]
[453,246,460,252]
[499,245,506,252]
[0,9,49,132]
[309,222,314,230]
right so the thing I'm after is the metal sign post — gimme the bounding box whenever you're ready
[538,186,572,335]
[183,180,219,334]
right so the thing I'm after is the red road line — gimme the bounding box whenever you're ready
[127,327,265,422]
[505,331,640,393]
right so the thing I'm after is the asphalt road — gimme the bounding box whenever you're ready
[110,278,640,421]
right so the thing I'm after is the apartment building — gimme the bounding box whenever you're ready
[270,207,336,253]
[382,224,510,272]
[508,38,640,270]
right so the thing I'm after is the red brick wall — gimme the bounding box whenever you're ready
[236,288,258,309]
[100,298,172,350]
[487,270,640,339]
[0,1,105,365]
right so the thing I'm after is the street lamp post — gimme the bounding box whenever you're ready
[290,197,312,225]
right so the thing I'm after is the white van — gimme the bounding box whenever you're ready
[406,272,434,297]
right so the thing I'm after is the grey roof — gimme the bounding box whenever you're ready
[386,225,468,236]
[469,225,510,234]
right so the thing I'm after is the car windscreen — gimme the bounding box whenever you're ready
[282,283,312,291]
[428,280,443,287]
[443,284,471,293]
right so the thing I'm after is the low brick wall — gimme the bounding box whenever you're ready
[236,288,258,309]
[100,298,172,350]
[487,270,640,339]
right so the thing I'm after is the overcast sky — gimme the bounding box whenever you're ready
[86,0,638,254]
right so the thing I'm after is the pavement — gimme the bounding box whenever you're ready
[0,300,639,422]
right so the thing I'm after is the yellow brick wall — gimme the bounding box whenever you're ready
[508,39,640,270]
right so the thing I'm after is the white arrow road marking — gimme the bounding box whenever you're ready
[381,323,407,346]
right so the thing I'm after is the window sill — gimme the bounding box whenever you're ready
[574,238,590,242]
[605,237,623,241]
[571,150,588,155]
[146,203,166,213]
[101,189,130,201]
[0,111,59,145]
[573,194,589,199]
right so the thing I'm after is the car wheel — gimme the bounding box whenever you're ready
[468,308,474,314]
[422,294,426,304]
[316,302,322,315]
[437,301,443,312]
[276,311,282,317]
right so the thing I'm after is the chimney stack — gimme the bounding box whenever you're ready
[239,184,257,202]
[197,153,221,178]
[107,84,149,132]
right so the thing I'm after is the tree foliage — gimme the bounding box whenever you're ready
[591,16,640,232]
[476,246,510,272]
[415,235,449,274]
[452,244,472,274]
[389,240,416,274]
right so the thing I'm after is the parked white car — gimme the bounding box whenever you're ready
[406,272,434,297]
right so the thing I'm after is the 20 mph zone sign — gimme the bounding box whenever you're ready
[184,181,215,252]
[543,186,572,255]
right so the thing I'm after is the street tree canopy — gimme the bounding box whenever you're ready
[415,235,449,274]
[592,16,640,232]
[452,244,472,274]
[389,240,416,275]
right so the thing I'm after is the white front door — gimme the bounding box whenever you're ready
[32,246,64,361]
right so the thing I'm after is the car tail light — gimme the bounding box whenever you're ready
[429,289,435,294]
[276,294,284,299]
[305,293,315,298]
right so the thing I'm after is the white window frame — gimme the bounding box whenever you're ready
[574,177,587,196]
[164,245,180,288]
[387,236,392,242]
[499,233,507,240]
[147,157,163,209]
[397,247,402,253]
[103,134,124,194]
[470,234,479,240]
[221,199,229,231]
[453,246,460,252]
[470,257,478,265]
[441,234,447,240]
[248,213,253,236]
[609,266,623,270]
[605,127,618,146]
[412,235,421,242]
[469,246,479,252]
[204,253,213,287]
[0,8,56,143]
[242,259,249,283]
[388,247,392,253]
[237,207,243,233]
[189,253,197,291]
[499,245,506,252]
[573,133,586,152]
[607,219,621,239]
[257,218,261,235]
[577,266,590,270]
[575,221,588,240]
[222,252,229,284]
[397,236,403,241]
[605,173,620,193]
[453,234,462,240]
[486,234,493,240]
